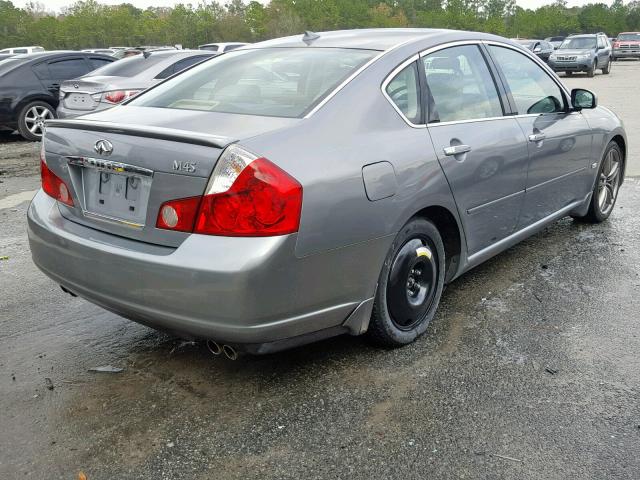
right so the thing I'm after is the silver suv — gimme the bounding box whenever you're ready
[548,33,612,77]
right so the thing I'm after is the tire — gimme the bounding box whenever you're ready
[602,58,611,74]
[587,63,595,77]
[17,100,55,141]
[573,141,623,223]
[367,218,445,347]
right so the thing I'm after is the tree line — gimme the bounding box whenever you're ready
[1,0,639,50]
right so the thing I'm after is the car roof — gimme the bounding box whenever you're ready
[10,51,113,62]
[251,28,518,52]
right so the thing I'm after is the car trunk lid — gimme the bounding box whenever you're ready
[43,107,300,247]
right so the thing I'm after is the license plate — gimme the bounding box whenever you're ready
[68,157,153,227]
[65,93,95,110]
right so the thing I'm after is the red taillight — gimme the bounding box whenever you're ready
[156,146,302,237]
[195,158,302,236]
[40,148,73,207]
[156,196,201,232]
[103,90,140,104]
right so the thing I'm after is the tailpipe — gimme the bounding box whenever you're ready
[206,339,222,356]
[222,344,238,361]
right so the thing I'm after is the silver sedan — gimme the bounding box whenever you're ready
[29,29,626,356]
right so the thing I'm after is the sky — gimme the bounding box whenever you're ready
[12,0,615,13]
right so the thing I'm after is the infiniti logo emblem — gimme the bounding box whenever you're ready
[94,139,113,156]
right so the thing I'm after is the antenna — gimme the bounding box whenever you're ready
[302,31,320,46]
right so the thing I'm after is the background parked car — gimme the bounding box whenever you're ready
[0,51,115,140]
[82,48,117,56]
[612,32,640,60]
[548,33,612,77]
[198,42,248,52]
[515,39,554,62]
[57,50,216,119]
[544,36,566,49]
[0,46,44,55]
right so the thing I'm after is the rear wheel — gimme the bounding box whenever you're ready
[367,218,445,347]
[17,101,54,141]
[573,141,622,223]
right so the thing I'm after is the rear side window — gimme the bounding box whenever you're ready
[14,49,27,54]
[32,62,50,79]
[422,45,503,123]
[489,46,565,115]
[155,55,211,79]
[48,58,90,79]
[385,62,421,124]
[201,45,219,52]
[89,57,113,70]
[131,48,377,118]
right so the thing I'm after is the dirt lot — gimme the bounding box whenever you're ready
[1,62,640,480]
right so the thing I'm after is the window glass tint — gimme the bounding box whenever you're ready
[48,58,89,79]
[155,55,211,79]
[89,57,112,70]
[560,37,596,49]
[385,62,421,124]
[597,36,605,48]
[32,62,50,79]
[200,45,219,51]
[131,48,376,118]
[14,49,27,54]
[489,46,565,115]
[87,54,167,78]
[422,45,502,122]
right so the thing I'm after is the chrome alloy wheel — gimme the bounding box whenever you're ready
[24,105,53,137]
[597,147,621,216]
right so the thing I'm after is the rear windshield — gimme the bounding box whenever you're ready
[86,54,168,78]
[618,33,640,41]
[559,37,596,49]
[130,47,377,118]
[0,57,22,75]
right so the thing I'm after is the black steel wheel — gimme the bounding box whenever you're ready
[367,218,445,347]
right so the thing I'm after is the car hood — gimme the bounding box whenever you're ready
[553,49,593,56]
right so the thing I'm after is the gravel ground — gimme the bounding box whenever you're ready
[1,63,640,480]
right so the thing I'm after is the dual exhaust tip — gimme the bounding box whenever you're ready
[206,339,238,360]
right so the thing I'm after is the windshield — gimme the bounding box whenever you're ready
[86,54,168,78]
[130,47,377,118]
[559,37,596,50]
[618,33,640,41]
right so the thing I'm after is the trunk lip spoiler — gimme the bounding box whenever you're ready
[45,119,235,149]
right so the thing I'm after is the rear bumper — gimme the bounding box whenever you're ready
[28,191,385,350]
[56,102,111,119]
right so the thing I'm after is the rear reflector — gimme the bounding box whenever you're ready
[156,196,201,232]
[156,145,302,237]
[40,146,74,207]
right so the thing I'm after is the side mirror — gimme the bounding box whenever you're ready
[533,45,542,53]
[571,88,597,110]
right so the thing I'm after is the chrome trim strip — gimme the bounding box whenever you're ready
[525,166,587,193]
[380,53,425,129]
[465,193,590,271]
[67,156,154,178]
[467,189,524,215]
[428,115,513,127]
[82,210,145,229]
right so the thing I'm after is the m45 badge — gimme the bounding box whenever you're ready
[172,160,197,173]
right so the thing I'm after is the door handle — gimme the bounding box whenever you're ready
[443,145,471,156]
[528,133,546,142]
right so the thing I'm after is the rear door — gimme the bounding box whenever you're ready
[45,56,93,97]
[423,44,530,255]
[486,44,593,228]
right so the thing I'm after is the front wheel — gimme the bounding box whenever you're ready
[573,141,623,223]
[602,58,611,74]
[587,63,596,77]
[367,218,445,347]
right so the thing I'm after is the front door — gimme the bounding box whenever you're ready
[422,44,530,255]
[487,45,593,227]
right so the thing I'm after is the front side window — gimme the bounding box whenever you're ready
[131,48,376,118]
[597,36,606,49]
[489,46,565,115]
[422,45,503,123]
[385,62,421,124]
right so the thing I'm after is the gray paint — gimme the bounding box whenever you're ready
[29,29,627,351]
